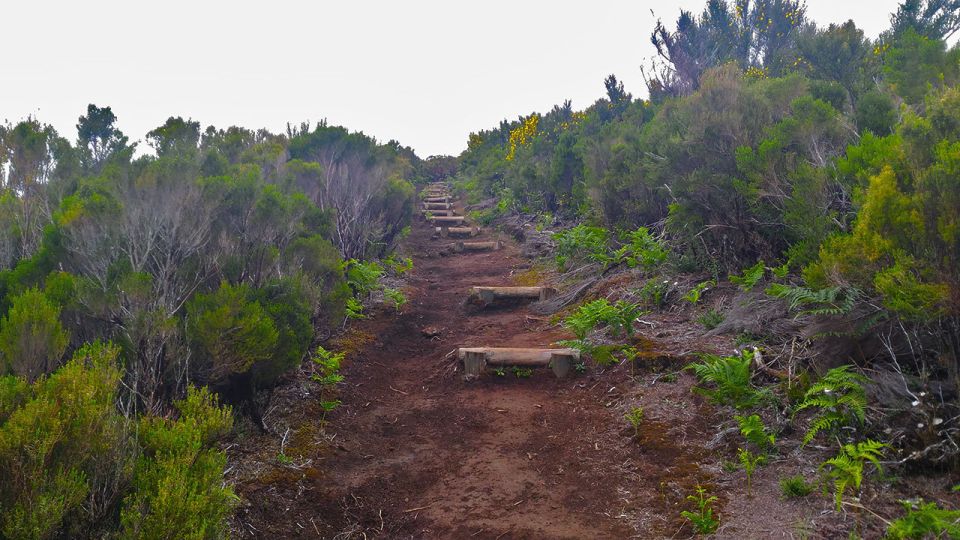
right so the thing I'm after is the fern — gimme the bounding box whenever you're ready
[819,439,886,511]
[611,300,646,337]
[311,346,345,386]
[766,284,862,316]
[683,280,715,304]
[680,485,720,534]
[730,260,765,291]
[795,365,868,445]
[553,225,612,271]
[738,448,766,495]
[614,227,669,270]
[687,350,768,409]
[886,499,960,539]
[563,299,615,339]
[736,414,775,451]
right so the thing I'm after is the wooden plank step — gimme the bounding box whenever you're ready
[423,202,452,210]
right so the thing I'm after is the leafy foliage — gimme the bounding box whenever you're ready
[0,288,68,380]
[795,365,869,445]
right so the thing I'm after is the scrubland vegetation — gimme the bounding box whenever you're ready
[455,0,960,535]
[4,0,960,537]
[0,108,444,536]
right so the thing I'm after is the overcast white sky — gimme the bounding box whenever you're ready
[3,1,903,157]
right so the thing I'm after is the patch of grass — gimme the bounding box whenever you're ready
[697,309,724,330]
[513,266,546,287]
[779,475,815,499]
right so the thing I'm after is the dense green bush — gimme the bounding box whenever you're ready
[0,343,235,538]
[0,288,68,380]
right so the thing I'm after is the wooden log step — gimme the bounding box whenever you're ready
[458,348,580,379]
[422,202,451,210]
[431,216,466,225]
[424,196,450,203]
[454,240,502,252]
[421,209,457,217]
[469,286,557,306]
[435,226,481,238]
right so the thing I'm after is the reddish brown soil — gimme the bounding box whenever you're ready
[229,211,730,539]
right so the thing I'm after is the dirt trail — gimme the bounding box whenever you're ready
[235,197,720,539]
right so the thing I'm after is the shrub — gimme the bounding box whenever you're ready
[0,344,233,539]
[795,365,868,445]
[0,343,122,539]
[0,288,69,380]
[186,282,280,387]
[779,475,815,499]
[120,386,235,539]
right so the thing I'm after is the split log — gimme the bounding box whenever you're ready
[431,216,466,225]
[422,202,451,210]
[424,197,450,203]
[454,240,502,252]
[456,347,581,366]
[435,226,481,238]
[421,209,457,217]
[469,286,557,306]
